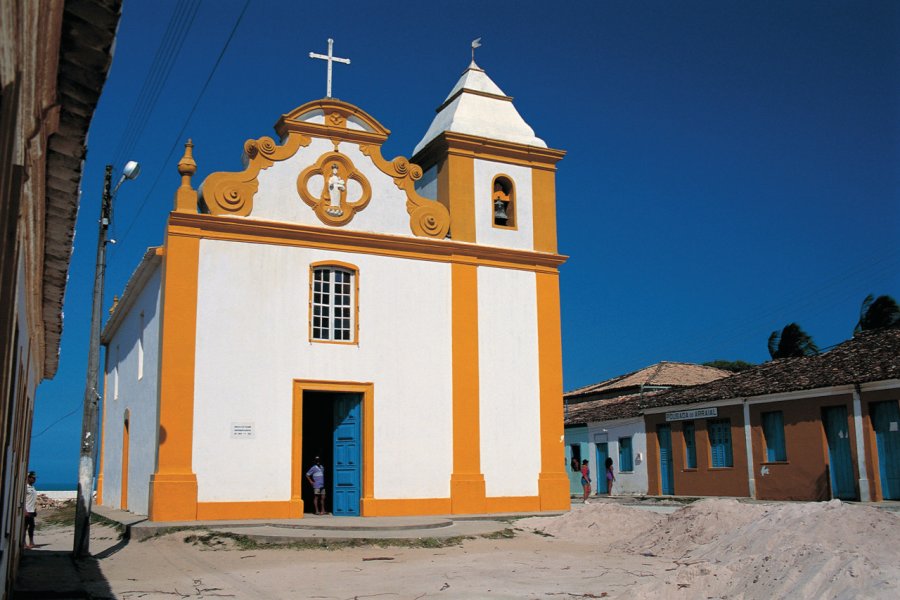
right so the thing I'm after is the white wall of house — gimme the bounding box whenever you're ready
[100,262,162,516]
[478,266,541,497]
[249,138,421,238]
[193,240,455,502]
[588,417,648,496]
[473,159,534,251]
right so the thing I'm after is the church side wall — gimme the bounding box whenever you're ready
[477,266,541,497]
[100,266,162,516]
[473,159,534,251]
[192,240,453,503]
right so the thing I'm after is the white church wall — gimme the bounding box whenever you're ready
[477,266,541,497]
[101,265,162,515]
[247,138,421,238]
[474,159,534,251]
[193,239,453,503]
[588,418,648,496]
[414,165,438,200]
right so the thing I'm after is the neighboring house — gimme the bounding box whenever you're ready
[0,1,120,595]
[642,329,900,502]
[98,60,571,521]
[564,362,730,496]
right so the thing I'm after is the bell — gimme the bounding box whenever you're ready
[493,198,509,223]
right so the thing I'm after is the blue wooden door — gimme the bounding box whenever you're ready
[595,443,608,494]
[658,425,674,495]
[332,394,361,516]
[872,401,900,500]
[823,406,856,500]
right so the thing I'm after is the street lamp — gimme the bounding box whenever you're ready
[74,161,140,558]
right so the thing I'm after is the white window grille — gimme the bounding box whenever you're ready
[311,266,355,341]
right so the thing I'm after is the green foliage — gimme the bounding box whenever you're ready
[768,323,819,359]
[855,294,900,334]
[702,360,756,372]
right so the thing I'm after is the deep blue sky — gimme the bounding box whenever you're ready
[31,1,899,485]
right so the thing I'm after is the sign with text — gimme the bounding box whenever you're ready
[665,407,718,422]
[231,422,255,439]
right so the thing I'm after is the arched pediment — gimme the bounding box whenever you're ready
[275,99,390,145]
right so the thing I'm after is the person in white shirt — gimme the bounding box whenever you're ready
[23,471,37,549]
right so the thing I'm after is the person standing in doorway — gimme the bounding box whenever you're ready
[580,459,591,504]
[23,471,37,548]
[605,457,615,496]
[306,457,326,515]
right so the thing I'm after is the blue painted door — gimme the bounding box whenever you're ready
[872,401,900,500]
[595,443,609,494]
[332,394,361,516]
[658,425,674,495]
[823,406,856,500]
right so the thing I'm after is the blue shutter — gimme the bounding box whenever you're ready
[619,437,633,472]
[684,422,696,468]
[709,419,733,468]
[763,411,786,462]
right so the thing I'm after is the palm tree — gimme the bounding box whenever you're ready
[768,323,819,359]
[855,294,900,334]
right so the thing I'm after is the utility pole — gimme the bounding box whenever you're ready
[74,162,139,558]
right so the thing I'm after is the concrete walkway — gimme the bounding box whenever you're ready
[92,504,565,543]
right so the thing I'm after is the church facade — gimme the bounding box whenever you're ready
[98,61,570,521]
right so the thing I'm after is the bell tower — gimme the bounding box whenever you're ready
[412,59,570,513]
[411,60,565,252]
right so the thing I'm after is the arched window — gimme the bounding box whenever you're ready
[492,175,516,229]
[310,263,358,343]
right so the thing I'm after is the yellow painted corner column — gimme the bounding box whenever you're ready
[532,168,558,253]
[438,154,476,242]
[450,260,486,513]
[149,223,199,521]
[536,271,570,510]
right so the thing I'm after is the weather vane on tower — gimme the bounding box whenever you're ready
[309,38,351,98]
[471,37,482,64]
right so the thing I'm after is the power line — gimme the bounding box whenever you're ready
[118,0,251,243]
[31,405,81,439]
[111,0,202,173]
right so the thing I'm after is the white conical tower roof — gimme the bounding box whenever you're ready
[413,61,547,155]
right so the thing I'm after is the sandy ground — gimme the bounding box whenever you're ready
[28,497,900,599]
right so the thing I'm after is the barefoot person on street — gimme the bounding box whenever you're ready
[580,459,591,504]
[23,471,37,548]
[306,457,326,515]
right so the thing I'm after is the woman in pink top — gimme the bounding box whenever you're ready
[580,459,591,504]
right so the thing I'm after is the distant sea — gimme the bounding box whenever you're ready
[38,482,79,491]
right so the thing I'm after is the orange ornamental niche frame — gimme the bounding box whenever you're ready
[298,152,372,227]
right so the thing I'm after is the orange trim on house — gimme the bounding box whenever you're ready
[449,262,486,513]
[444,154,476,242]
[197,501,297,521]
[149,222,200,521]
[532,169,558,253]
[167,212,566,273]
[485,495,541,513]
[368,498,451,516]
[121,413,130,510]
[96,370,107,504]
[535,272,570,510]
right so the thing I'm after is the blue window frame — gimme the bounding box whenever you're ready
[708,419,733,468]
[619,437,633,472]
[683,421,697,468]
[762,411,787,462]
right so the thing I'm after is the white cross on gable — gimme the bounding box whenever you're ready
[309,38,350,98]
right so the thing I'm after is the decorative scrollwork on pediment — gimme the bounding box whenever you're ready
[200,133,311,216]
[359,144,450,239]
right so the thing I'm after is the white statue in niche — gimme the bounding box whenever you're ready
[326,163,345,216]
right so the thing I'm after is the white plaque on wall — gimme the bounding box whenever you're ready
[231,422,255,439]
